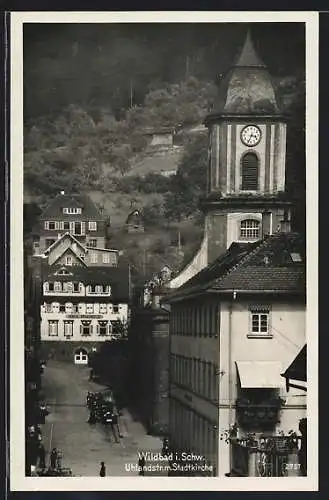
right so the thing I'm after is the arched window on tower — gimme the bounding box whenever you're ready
[241,152,259,191]
[240,219,260,240]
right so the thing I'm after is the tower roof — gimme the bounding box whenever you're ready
[234,29,265,68]
[210,30,281,116]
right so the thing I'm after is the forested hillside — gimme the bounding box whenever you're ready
[23,23,305,278]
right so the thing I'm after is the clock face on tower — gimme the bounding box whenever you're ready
[240,125,262,147]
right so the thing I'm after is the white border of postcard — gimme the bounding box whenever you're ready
[10,10,318,491]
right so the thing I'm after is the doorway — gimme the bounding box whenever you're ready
[74,348,88,365]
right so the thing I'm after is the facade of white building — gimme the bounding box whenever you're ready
[40,264,130,364]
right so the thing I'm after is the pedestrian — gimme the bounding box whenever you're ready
[50,448,58,469]
[162,438,170,457]
[138,456,145,476]
[38,443,46,470]
[111,414,120,443]
[99,461,106,477]
[56,449,63,469]
[88,408,97,425]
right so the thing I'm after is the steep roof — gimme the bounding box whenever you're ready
[44,232,86,255]
[166,232,305,302]
[209,30,281,116]
[40,193,104,221]
[43,265,130,301]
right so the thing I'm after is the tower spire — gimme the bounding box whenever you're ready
[234,29,265,68]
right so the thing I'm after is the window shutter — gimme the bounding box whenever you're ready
[241,153,259,190]
[81,222,86,235]
[44,221,49,230]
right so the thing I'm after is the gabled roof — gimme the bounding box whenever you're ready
[44,232,86,255]
[52,246,87,267]
[40,193,104,221]
[43,265,130,301]
[166,232,305,302]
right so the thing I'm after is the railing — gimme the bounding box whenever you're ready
[230,436,302,477]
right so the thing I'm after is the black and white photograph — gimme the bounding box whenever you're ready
[10,11,318,491]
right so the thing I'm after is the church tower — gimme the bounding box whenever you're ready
[201,30,292,264]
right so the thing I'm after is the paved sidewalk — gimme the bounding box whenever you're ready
[41,360,167,476]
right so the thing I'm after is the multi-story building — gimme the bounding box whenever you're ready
[164,31,306,477]
[166,231,306,476]
[33,191,109,254]
[40,264,130,364]
[29,192,130,364]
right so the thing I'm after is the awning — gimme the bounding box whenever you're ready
[236,361,284,389]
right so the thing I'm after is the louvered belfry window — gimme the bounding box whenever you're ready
[241,153,259,191]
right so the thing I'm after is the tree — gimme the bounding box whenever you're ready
[164,133,208,222]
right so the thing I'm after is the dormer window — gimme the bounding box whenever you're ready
[63,207,82,215]
[240,219,260,240]
[241,152,259,191]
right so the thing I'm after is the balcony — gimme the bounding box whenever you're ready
[236,397,284,427]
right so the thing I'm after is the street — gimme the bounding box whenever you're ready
[41,360,166,476]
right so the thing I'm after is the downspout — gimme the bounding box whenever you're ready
[227,291,235,474]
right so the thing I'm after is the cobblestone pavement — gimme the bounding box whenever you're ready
[41,360,167,477]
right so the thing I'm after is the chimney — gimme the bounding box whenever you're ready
[279,211,291,233]
[261,211,272,237]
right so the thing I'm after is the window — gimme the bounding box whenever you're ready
[63,207,82,215]
[65,256,73,266]
[73,282,79,293]
[240,219,260,240]
[63,221,70,231]
[45,221,56,230]
[98,321,108,336]
[48,320,58,336]
[102,253,111,264]
[64,321,73,337]
[86,304,94,314]
[46,221,59,230]
[45,303,52,313]
[54,281,62,292]
[64,282,73,293]
[95,285,103,293]
[59,304,66,313]
[251,313,269,334]
[99,304,107,314]
[88,221,97,231]
[89,285,96,293]
[48,282,54,292]
[72,304,79,313]
[87,239,97,248]
[112,305,119,314]
[241,152,259,190]
[81,321,92,336]
[90,253,98,264]
[249,306,271,336]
